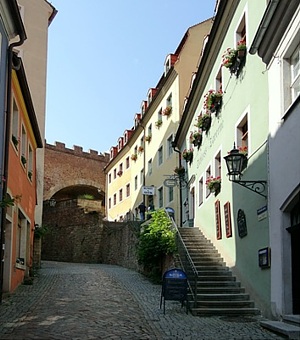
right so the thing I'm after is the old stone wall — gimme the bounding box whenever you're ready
[42,199,140,270]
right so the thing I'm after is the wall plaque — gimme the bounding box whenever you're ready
[224,201,232,238]
[215,200,222,240]
[237,209,247,238]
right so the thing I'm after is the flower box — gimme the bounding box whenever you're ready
[222,39,247,77]
[195,114,212,132]
[117,170,123,176]
[189,131,203,147]
[174,166,185,177]
[131,154,137,161]
[145,135,152,142]
[162,106,172,116]
[206,176,221,196]
[155,119,163,127]
[138,146,144,153]
[204,90,223,114]
[182,148,193,164]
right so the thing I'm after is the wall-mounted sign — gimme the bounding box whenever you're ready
[163,178,177,188]
[142,186,155,195]
[215,200,222,240]
[224,201,232,238]
[257,205,268,221]
[237,209,247,238]
[258,247,271,268]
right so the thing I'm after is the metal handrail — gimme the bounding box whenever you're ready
[167,212,199,308]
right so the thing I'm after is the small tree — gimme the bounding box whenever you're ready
[137,209,177,281]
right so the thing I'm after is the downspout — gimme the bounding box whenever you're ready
[172,142,182,227]
[0,32,26,302]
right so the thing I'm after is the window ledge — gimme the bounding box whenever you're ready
[15,263,25,270]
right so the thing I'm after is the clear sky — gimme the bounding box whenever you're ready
[45,0,216,153]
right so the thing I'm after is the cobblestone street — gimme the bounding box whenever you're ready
[0,261,284,339]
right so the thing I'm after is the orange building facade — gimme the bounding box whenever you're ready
[3,54,42,292]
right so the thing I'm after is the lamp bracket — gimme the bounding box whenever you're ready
[231,180,267,198]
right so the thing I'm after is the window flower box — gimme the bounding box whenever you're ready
[155,119,163,128]
[145,135,152,142]
[195,113,212,132]
[206,176,221,196]
[174,166,185,177]
[222,39,247,77]
[162,106,172,116]
[117,170,123,176]
[189,130,203,148]
[131,154,137,161]
[204,90,223,114]
[182,148,194,164]
[138,146,144,153]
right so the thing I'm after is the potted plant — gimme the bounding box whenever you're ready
[145,134,152,142]
[222,39,247,76]
[131,153,137,161]
[12,135,19,149]
[155,119,163,128]
[117,170,123,176]
[21,155,27,166]
[138,145,144,153]
[195,113,212,132]
[206,176,221,196]
[182,148,194,164]
[204,89,223,114]
[189,130,203,147]
[222,48,237,70]
[174,166,185,177]
[237,38,247,57]
[162,106,172,116]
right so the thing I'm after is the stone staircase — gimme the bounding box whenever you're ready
[178,227,260,316]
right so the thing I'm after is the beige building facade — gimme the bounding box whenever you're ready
[105,20,212,226]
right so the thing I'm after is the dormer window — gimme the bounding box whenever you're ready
[118,137,124,151]
[147,88,158,104]
[141,101,148,115]
[134,114,142,128]
[164,54,177,76]
[110,146,118,160]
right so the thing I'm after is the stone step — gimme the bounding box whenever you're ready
[195,293,250,301]
[197,275,236,282]
[196,280,241,287]
[194,270,232,276]
[283,314,300,327]
[195,300,255,308]
[190,307,261,316]
[197,286,245,294]
[260,320,300,339]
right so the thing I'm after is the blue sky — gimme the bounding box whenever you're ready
[45,1,216,153]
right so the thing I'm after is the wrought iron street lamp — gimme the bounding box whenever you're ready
[224,144,267,198]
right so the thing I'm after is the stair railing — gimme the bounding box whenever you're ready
[166,211,199,308]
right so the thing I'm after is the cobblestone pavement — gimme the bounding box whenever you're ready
[0,261,284,340]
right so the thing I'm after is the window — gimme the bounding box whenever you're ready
[126,156,130,169]
[113,169,117,179]
[166,93,172,108]
[16,210,27,267]
[108,173,111,184]
[216,68,222,92]
[165,57,170,75]
[140,169,144,185]
[167,135,173,157]
[236,13,246,46]
[148,159,152,175]
[113,194,116,205]
[119,163,123,172]
[168,186,174,203]
[158,187,163,208]
[237,115,248,151]
[134,145,138,155]
[198,177,204,206]
[12,100,19,150]
[206,166,211,197]
[134,175,138,190]
[28,145,33,181]
[214,151,221,178]
[158,146,163,165]
[126,184,130,197]
[147,124,152,138]
[119,189,123,202]
[21,126,26,167]
[109,198,111,209]
[291,44,300,101]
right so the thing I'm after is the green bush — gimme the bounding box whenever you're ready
[137,209,177,280]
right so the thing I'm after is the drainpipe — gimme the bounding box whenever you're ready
[172,142,183,227]
[0,31,26,302]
